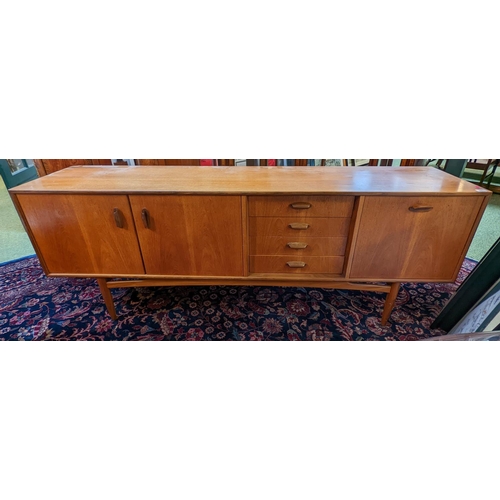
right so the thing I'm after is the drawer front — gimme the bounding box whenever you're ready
[249,195,354,218]
[251,256,345,274]
[251,236,347,257]
[249,217,351,238]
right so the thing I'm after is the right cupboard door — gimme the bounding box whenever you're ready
[349,196,485,281]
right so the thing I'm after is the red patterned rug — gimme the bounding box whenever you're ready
[0,256,475,341]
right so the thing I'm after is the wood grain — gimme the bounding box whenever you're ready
[136,159,158,166]
[242,196,249,275]
[16,194,145,275]
[97,279,117,320]
[342,197,364,277]
[248,195,354,218]
[249,217,351,238]
[11,166,491,196]
[91,159,112,165]
[33,159,47,177]
[381,282,400,325]
[349,196,485,280]
[250,236,347,256]
[9,193,51,274]
[400,159,417,166]
[33,159,113,176]
[250,255,344,274]
[106,278,391,292]
[129,195,244,276]
[11,164,491,326]
[40,159,92,175]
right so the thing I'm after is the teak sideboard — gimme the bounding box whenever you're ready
[10,166,491,325]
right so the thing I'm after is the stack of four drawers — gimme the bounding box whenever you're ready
[248,195,355,275]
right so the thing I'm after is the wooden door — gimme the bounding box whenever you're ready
[349,196,484,281]
[129,195,244,276]
[15,194,145,275]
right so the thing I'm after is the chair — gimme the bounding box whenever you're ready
[343,159,393,166]
[425,159,447,169]
[466,159,499,187]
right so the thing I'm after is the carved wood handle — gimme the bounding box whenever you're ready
[409,205,434,212]
[288,223,310,230]
[113,208,123,228]
[141,208,150,228]
[287,242,308,249]
[290,202,312,209]
[287,261,307,268]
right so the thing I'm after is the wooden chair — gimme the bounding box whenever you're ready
[343,159,392,166]
[254,160,327,166]
[425,159,447,169]
[466,159,499,187]
[343,159,418,166]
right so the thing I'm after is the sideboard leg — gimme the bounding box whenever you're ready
[381,282,400,326]
[97,278,117,320]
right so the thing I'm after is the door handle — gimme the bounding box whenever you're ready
[113,208,124,228]
[287,261,307,268]
[409,205,434,212]
[287,242,308,249]
[288,223,310,230]
[141,208,150,228]
[290,202,312,209]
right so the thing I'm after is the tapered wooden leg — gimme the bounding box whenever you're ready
[97,278,117,320]
[381,282,400,326]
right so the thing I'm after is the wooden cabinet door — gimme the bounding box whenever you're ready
[349,196,484,281]
[129,195,244,276]
[16,194,145,275]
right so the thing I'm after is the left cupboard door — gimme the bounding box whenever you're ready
[15,194,145,275]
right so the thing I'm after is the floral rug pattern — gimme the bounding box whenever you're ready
[0,256,475,341]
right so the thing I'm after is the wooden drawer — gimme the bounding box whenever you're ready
[249,195,354,218]
[251,256,345,274]
[250,236,347,257]
[249,216,351,238]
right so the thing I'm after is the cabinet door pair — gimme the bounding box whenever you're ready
[16,194,244,276]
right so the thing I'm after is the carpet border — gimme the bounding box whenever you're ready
[0,254,37,268]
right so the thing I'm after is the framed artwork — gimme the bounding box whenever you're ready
[449,278,500,334]
[433,237,500,334]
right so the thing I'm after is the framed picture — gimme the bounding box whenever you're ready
[449,278,500,334]
[432,236,500,334]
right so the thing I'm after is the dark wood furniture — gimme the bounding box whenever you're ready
[467,159,499,188]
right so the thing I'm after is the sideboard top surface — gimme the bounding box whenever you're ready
[10,166,491,196]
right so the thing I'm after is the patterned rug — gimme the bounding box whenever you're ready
[0,256,475,341]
